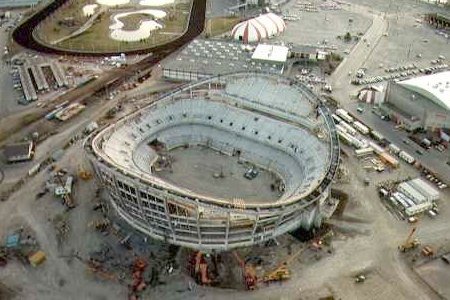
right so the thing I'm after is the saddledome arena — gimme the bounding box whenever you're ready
[86,72,339,251]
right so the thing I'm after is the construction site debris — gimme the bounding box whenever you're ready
[53,213,70,246]
[28,250,46,267]
[1,227,40,267]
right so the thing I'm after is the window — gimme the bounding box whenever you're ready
[229,122,233,126]
[208,116,212,120]
[242,126,246,130]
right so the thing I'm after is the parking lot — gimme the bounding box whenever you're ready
[0,13,30,118]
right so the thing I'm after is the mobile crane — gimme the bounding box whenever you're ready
[398,226,420,252]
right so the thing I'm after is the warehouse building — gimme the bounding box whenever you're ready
[3,141,34,163]
[162,39,286,81]
[290,45,329,61]
[251,44,289,71]
[382,71,450,131]
[0,0,39,8]
[395,178,439,216]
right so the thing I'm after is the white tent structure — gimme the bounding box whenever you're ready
[231,13,286,44]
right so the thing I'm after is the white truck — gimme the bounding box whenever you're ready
[355,147,373,157]
[388,143,401,155]
[336,108,354,123]
[399,151,415,164]
[339,121,358,136]
[331,114,343,124]
[353,121,370,135]
[370,130,384,142]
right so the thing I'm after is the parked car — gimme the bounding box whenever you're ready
[244,168,259,180]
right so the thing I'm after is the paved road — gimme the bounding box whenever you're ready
[327,2,450,184]
[330,14,388,96]
[346,101,450,183]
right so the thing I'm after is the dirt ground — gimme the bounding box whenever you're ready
[1,0,450,299]
[155,145,281,202]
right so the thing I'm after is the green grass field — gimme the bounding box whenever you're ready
[204,16,241,38]
[34,0,191,52]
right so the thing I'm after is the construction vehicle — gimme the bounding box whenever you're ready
[89,219,110,231]
[232,251,257,290]
[262,247,305,283]
[355,274,366,283]
[421,246,434,257]
[398,227,420,252]
[129,258,147,300]
[78,163,92,180]
[190,252,212,285]
[78,170,92,180]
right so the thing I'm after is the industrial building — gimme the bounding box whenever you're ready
[86,72,339,251]
[394,178,439,216]
[3,141,34,163]
[251,44,289,71]
[162,39,287,81]
[231,13,286,44]
[290,45,329,61]
[0,0,39,8]
[383,71,450,131]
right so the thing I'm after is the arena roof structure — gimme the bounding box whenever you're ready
[398,71,450,111]
[231,13,286,44]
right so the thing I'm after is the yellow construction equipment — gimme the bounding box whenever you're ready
[421,246,434,257]
[78,169,92,180]
[398,227,420,252]
[78,161,93,180]
[262,247,306,283]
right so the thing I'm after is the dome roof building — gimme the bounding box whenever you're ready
[231,13,286,43]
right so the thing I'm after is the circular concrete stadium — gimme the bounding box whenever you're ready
[86,72,340,251]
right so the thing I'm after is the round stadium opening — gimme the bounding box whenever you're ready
[87,72,340,251]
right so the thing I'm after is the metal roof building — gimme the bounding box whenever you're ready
[251,44,289,63]
[0,0,39,8]
[162,39,285,81]
[3,141,34,163]
[383,71,450,130]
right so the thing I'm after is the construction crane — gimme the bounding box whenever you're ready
[232,251,257,290]
[262,246,306,283]
[398,226,420,252]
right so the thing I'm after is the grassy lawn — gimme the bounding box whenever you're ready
[34,1,191,52]
[204,16,241,38]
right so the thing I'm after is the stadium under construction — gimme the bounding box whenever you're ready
[85,72,340,251]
